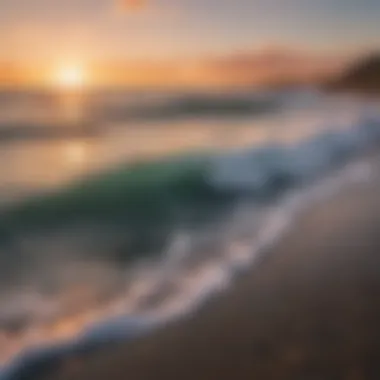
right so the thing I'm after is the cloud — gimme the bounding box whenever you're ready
[116,0,148,12]
[91,48,343,88]
[198,47,346,86]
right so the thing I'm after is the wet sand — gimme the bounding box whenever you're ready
[44,166,380,380]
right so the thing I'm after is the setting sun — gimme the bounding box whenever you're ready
[54,65,86,90]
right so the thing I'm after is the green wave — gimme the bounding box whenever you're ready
[0,153,236,262]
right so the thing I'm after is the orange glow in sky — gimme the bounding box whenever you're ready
[0,0,378,88]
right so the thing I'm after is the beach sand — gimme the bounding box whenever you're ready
[43,162,380,380]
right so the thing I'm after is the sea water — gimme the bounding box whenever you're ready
[0,87,379,379]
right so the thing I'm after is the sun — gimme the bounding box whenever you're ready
[53,64,86,90]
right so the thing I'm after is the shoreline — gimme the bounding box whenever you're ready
[38,154,380,380]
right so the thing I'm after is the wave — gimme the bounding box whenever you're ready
[0,116,379,272]
[97,92,281,121]
[2,115,380,238]
[0,154,232,265]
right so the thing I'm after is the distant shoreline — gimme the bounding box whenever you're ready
[326,54,380,95]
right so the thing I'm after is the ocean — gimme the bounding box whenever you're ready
[0,87,379,379]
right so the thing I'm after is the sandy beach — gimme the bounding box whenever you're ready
[35,158,380,380]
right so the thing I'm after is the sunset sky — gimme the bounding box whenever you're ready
[1,0,380,87]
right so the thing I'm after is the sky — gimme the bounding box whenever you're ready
[1,0,380,86]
